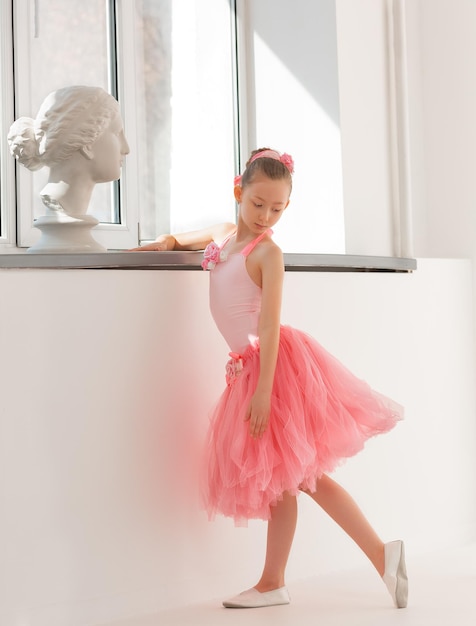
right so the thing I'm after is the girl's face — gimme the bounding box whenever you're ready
[235,173,290,235]
[86,112,130,183]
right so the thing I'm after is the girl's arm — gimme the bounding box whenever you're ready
[246,243,284,438]
[130,222,236,251]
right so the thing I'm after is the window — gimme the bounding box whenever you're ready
[12,0,129,249]
[129,0,236,240]
[1,1,410,259]
[3,0,236,251]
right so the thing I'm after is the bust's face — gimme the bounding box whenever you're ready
[87,112,130,183]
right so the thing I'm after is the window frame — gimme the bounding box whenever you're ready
[0,0,16,246]
[10,0,140,251]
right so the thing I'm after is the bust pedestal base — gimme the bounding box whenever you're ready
[28,215,106,254]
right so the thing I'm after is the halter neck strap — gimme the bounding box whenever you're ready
[219,232,235,250]
[241,229,273,257]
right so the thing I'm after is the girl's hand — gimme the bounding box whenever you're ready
[245,391,271,439]
[129,236,174,252]
[129,242,167,251]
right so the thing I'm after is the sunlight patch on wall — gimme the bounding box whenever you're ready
[253,34,345,253]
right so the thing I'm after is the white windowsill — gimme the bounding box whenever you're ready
[0,250,417,272]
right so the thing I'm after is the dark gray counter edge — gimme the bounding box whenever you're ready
[0,250,417,272]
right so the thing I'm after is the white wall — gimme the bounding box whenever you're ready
[337,0,476,266]
[400,0,476,265]
[405,0,476,406]
[336,0,396,256]
[415,0,476,261]
[248,0,345,254]
[0,262,475,626]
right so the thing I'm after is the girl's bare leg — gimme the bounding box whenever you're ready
[254,491,298,592]
[304,474,385,576]
[254,475,385,593]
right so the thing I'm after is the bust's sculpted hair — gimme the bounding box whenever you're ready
[8,86,119,171]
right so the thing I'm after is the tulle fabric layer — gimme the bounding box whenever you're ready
[202,325,403,525]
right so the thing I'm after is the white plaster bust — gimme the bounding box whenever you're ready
[8,85,129,252]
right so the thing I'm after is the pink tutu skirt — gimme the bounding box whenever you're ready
[202,325,403,525]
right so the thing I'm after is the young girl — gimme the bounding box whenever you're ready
[135,148,408,609]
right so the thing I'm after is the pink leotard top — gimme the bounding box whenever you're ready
[207,229,272,355]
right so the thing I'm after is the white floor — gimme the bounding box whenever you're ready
[101,542,476,626]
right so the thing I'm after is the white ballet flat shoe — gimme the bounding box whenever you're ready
[382,540,408,608]
[223,586,290,608]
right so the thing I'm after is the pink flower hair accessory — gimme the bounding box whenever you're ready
[279,152,295,174]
